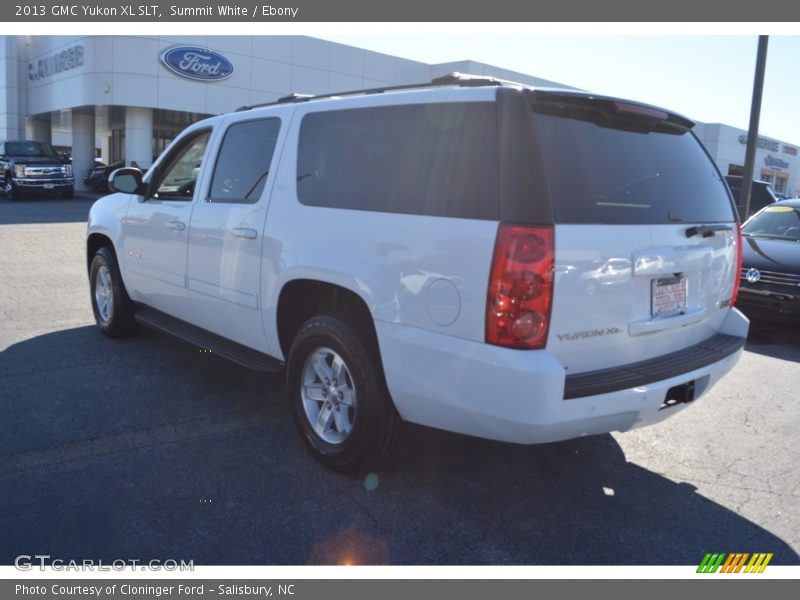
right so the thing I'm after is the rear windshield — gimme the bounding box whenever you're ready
[531,106,735,224]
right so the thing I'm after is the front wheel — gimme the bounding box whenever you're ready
[287,314,402,472]
[4,176,19,201]
[89,246,136,337]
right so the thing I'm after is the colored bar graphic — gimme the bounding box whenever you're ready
[744,553,773,573]
[733,553,750,573]
[697,552,772,573]
[697,552,726,573]
[720,553,736,572]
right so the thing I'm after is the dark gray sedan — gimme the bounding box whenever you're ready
[738,199,800,323]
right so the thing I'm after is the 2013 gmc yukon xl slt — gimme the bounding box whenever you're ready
[86,74,748,471]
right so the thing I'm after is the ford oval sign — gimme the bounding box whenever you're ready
[160,46,234,82]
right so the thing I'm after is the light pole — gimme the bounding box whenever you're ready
[740,36,769,220]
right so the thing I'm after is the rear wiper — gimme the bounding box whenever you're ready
[596,173,660,202]
[685,224,733,238]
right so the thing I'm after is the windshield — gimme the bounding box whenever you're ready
[5,141,60,160]
[743,205,800,241]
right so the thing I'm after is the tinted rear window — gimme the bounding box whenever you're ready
[297,102,499,220]
[531,109,735,224]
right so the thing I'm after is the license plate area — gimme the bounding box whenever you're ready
[651,275,687,317]
[43,183,54,189]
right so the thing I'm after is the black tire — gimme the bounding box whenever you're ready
[89,246,137,337]
[4,176,19,201]
[61,186,74,199]
[287,314,403,472]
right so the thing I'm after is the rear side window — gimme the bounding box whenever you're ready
[208,118,280,204]
[531,107,735,224]
[297,102,499,220]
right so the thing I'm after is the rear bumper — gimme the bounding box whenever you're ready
[375,308,749,444]
[564,332,744,398]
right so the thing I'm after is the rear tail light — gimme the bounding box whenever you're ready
[486,224,554,349]
[731,222,743,306]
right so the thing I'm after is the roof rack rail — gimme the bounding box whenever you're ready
[277,93,314,104]
[234,71,517,112]
[430,72,511,87]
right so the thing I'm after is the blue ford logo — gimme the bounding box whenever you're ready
[160,46,234,81]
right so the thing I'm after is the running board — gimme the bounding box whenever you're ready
[134,306,284,373]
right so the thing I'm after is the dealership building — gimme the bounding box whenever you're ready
[1,34,798,196]
[694,122,799,197]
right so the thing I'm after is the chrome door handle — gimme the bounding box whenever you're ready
[232,227,258,240]
[166,220,186,231]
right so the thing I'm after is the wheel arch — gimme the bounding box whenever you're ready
[275,278,379,363]
[86,232,118,274]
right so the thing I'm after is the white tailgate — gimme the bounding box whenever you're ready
[548,223,738,373]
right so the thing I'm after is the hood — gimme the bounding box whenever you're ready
[88,161,124,174]
[742,235,800,276]
[8,156,65,166]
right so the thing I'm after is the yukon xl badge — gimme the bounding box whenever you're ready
[556,327,622,342]
[160,46,234,81]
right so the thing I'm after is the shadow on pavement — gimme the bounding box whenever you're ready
[0,325,797,566]
[0,195,99,225]
[745,319,800,363]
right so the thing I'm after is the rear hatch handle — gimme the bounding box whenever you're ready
[685,224,733,238]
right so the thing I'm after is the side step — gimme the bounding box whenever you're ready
[135,306,284,373]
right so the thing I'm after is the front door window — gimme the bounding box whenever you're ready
[153,131,211,200]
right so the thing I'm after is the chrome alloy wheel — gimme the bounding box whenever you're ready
[300,347,357,445]
[94,265,114,324]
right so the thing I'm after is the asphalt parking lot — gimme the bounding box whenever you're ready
[1,195,799,566]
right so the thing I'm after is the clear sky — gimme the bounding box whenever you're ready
[317,35,800,146]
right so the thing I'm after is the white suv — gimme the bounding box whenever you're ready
[86,74,749,471]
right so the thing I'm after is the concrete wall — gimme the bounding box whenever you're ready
[0,37,24,140]
[20,35,433,117]
[17,35,575,119]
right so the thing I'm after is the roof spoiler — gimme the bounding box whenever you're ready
[527,89,695,131]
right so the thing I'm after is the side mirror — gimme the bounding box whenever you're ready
[109,167,144,195]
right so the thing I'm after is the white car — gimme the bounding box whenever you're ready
[86,73,749,471]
